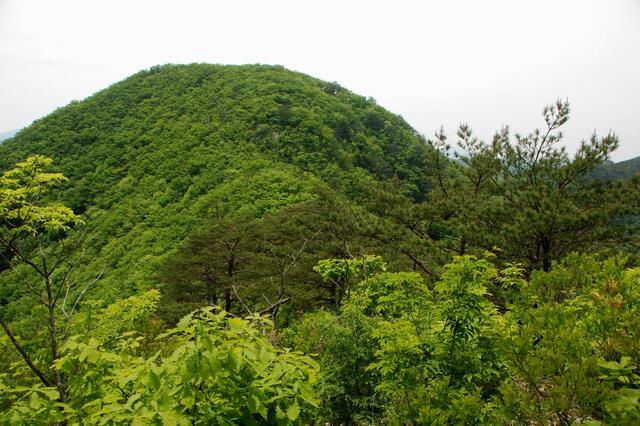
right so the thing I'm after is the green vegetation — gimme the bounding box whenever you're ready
[1,64,639,424]
[426,100,637,271]
[0,64,432,304]
[590,156,640,181]
[291,253,640,424]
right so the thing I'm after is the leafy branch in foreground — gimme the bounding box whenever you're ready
[1,305,319,425]
[0,156,87,400]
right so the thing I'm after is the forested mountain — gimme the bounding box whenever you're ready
[1,65,639,425]
[0,64,432,305]
[590,155,640,180]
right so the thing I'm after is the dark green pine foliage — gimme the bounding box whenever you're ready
[0,64,433,303]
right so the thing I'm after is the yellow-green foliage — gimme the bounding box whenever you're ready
[292,254,640,425]
[1,308,318,425]
[88,289,161,344]
[0,155,82,235]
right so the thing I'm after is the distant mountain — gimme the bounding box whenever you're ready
[590,155,640,181]
[0,129,17,142]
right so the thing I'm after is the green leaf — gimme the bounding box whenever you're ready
[286,400,300,421]
[149,370,161,389]
[246,395,259,413]
[275,405,287,420]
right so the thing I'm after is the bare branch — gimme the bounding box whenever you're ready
[61,264,106,337]
[257,297,290,315]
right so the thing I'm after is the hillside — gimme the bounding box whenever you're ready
[0,64,433,302]
[590,155,640,180]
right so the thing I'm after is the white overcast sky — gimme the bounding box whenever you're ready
[1,0,639,160]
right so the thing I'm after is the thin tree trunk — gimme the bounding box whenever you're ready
[541,237,552,272]
[0,315,53,388]
[224,289,232,312]
[45,277,66,401]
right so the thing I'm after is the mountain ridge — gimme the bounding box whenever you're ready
[591,155,640,180]
[0,63,433,301]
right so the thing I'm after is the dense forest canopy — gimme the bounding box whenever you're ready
[0,64,434,302]
[1,64,639,424]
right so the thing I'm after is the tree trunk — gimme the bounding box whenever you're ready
[541,236,552,272]
[45,277,66,401]
[224,289,232,312]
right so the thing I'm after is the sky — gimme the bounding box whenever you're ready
[1,0,639,161]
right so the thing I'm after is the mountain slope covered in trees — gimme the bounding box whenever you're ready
[0,64,432,303]
[591,155,640,181]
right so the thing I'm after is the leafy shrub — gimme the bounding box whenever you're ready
[1,308,318,425]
